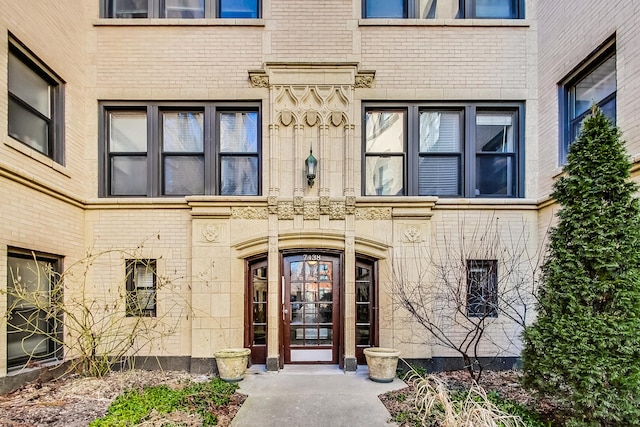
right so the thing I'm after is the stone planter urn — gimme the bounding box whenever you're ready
[363,347,401,383]
[214,348,251,382]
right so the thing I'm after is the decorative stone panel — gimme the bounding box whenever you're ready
[277,202,294,220]
[304,202,320,220]
[231,207,268,220]
[201,224,223,243]
[329,202,346,220]
[355,207,392,220]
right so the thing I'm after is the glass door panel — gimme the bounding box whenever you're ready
[283,254,340,363]
[356,259,377,364]
[245,259,267,364]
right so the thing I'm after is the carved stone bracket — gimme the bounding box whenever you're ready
[268,196,278,214]
[345,196,356,215]
[355,70,376,88]
[248,70,269,88]
[355,207,392,220]
[319,196,330,215]
[293,196,304,215]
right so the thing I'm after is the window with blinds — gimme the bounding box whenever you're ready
[363,103,523,198]
[100,102,261,197]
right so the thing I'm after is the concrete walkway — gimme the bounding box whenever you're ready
[231,365,406,427]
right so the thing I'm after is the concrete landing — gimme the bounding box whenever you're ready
[231,365,406,427]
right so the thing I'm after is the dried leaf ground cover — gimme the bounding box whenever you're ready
[0,370,245,427]
[381,370,559,426]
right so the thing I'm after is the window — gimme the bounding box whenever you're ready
[7,250,62,368]
[363,103,523,198]
[101,0,260,18]
[362,0,523,19]
[126,260,157,317]
[219,0,259,18]
[561,40,616,164]
[100,102,261,197]
[8,37,64,162]
[466,260,498,318]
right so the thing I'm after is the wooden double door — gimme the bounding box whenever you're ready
[245,251,377,367]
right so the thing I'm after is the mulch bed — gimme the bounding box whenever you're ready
[0,370,245,427]
[380,370,562,426]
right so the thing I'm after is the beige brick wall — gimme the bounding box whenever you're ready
[267,0,356,63]
[0,0,89,199]
[85,207,194,357]
[378,207,540,358]
[1,0,544,373]
[537,0,640,199]
[0,0,89,375]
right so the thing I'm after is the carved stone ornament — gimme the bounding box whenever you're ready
[306,111,318,127]
[249,71,269,88]
[281,110,293,127]
[278,202,294,220]
[202,224,221,242]
[329,202,346,220]
[403,225,422,243]
[346,236,355,254]
[345,196,356,215]
[293,196,304,215]
[304,202,320,220]
[331,111,343,127]
[231,207,268,220]
[355,207,392,220]
[354,72,375,89]
[319,196,330,215]
[268,196,278,214]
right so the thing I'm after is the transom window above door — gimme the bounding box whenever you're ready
[101,0,261,19]
[99,102,261,197]
[363,102,524,198]
[362,0,524,19]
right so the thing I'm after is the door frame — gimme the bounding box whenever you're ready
[244,255,268,365]
[355,255,379,365]
[279,249,344,368]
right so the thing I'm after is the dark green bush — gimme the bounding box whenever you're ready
[522,106,640,426]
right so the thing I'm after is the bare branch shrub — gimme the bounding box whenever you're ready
[4,242,191,377]
[391,214,546,382]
